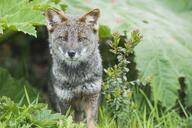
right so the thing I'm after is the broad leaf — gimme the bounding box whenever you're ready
[65,0,192,107]
[0,0,44,37]
[0,68,38,104]
[0,0,67,37]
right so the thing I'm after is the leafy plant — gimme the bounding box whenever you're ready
[1,1,192,128]
[102,30,142,127]
[0,96,85,128]
[0,67,38,104]
[0,0,67,37]
[63,0,192,108]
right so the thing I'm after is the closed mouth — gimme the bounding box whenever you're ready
[66,57,78,61]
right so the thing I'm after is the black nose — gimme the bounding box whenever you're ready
[68,51,76,58]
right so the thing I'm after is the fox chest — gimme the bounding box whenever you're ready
[51,63,102,100]
[53,79,101,100]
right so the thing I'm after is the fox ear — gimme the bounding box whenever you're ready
[79,9,100,31]
[45,8,67,31]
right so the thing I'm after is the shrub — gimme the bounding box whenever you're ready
[0,96,85,128]
[102,30,142,127]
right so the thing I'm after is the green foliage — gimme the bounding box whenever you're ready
[0,96,85,128]
[128,99,188,128]
[64,0,192,108]
[132,0,192,107]
[1,0,192,108]
[0,68,38,104]
[102,30,142,127]
[1,0,192,127]
[163,0,192,11]
[97,107,117,128]
[0,0,67,37]
[99,25,111,39]
[1,95,191,128]
[0,0,43,37]
[98,93,192,128]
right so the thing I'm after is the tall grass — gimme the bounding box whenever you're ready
[0,87,191,128]
[97,89,191,128]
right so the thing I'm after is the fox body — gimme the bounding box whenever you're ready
[45,8,102,128]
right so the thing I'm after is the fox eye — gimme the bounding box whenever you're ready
[58,34,68,41]
[78,37,88,42]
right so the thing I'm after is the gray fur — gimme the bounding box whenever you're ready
[46,8,102,128]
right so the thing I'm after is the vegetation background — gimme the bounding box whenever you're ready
[0,0,192,127]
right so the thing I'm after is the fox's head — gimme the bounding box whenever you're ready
[45,8,100,65]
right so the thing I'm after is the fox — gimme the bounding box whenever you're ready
[45,8,103,128]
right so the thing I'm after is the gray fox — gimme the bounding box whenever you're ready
[45,8,103,128]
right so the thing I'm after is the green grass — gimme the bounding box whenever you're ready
[1,31,191,128]
[0,89,85,128]
[97,96,190,128]
[97,89,191,128]
[0,89,192,128]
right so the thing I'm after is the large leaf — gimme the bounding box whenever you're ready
[0,0,44,37]
[65,0,192,107]
[0,68,38,104]
[0,0,67,37]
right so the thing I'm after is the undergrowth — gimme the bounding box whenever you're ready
[0,88,85,128]
[1,30,192,128]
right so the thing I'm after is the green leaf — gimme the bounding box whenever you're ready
[0,97,86,128]
[31,0,67,11]
[99,25,111,39]
[0,68,38,104]
[0,0,66,37]
[163,0,192,11]
[133,1,192,107]
[0,0,45,37]
[65,0,192,107]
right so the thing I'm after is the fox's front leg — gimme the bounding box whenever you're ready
[84,93,100,128]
